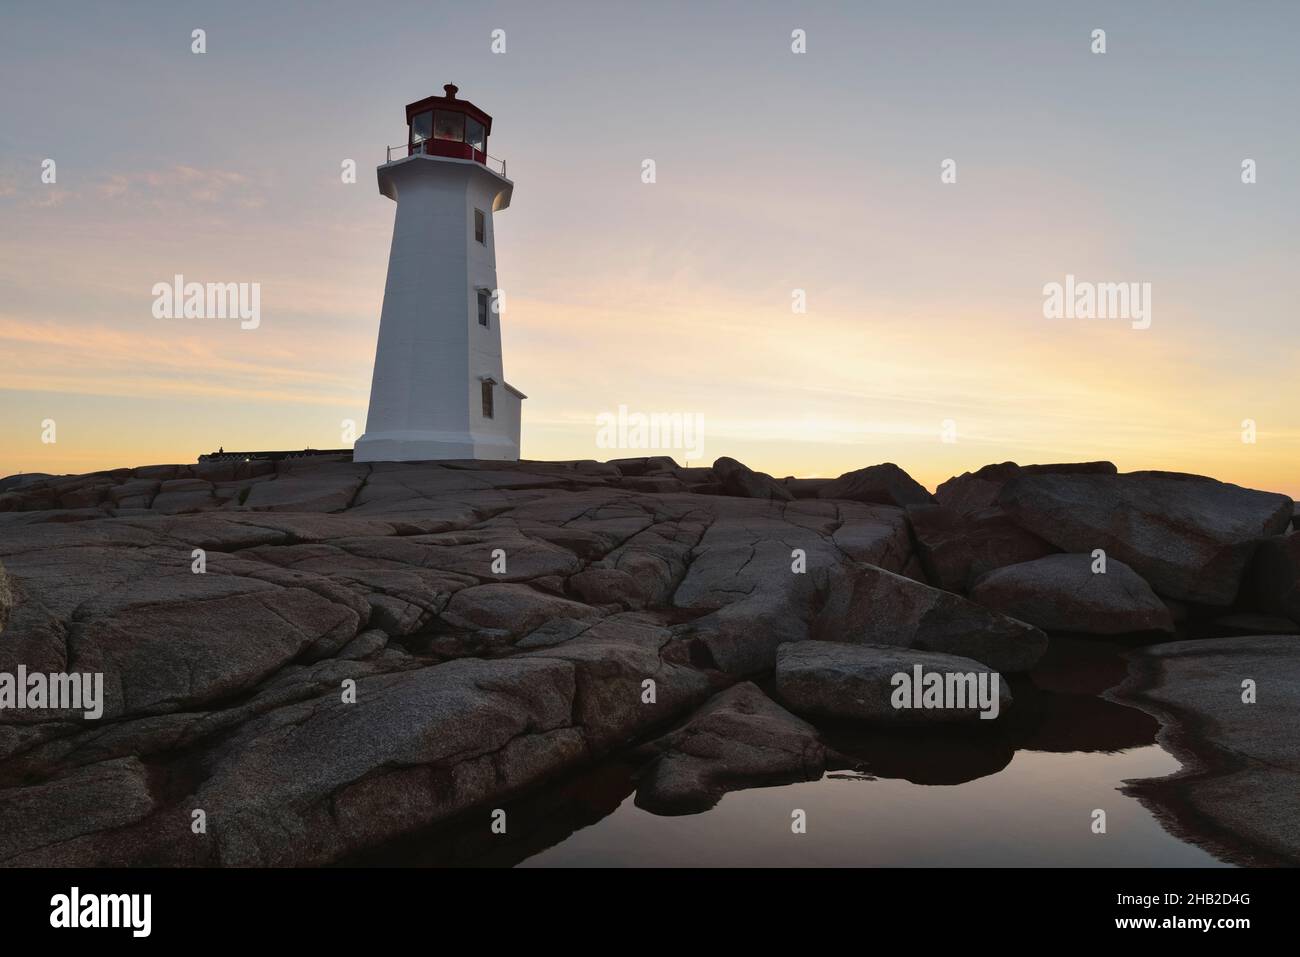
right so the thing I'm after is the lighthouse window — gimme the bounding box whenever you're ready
[434,110,464,142]
[477,288,490,327]
[481,381,495,419]
[466,117,486,153]
[410,111,433,144]
[474,208,486,244]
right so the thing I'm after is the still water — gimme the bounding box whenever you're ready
[362,637,1229,867]
[520,745,1222,867]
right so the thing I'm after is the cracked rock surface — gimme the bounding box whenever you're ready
[0,455,1295,865]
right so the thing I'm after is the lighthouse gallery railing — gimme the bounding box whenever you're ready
[386,140,507,177]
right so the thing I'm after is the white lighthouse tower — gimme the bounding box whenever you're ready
[354,84,524,463]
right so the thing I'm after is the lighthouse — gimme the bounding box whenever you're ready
[354,84,524,463]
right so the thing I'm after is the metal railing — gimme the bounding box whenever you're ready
[386,140,507,177]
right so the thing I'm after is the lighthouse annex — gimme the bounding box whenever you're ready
[354,84,525,463]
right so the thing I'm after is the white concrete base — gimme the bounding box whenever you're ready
[353,429,519,463]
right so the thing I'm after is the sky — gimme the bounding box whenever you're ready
[1,0,1297,495]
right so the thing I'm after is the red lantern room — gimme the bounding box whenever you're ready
[405,83,494,166]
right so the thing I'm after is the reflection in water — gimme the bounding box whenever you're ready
[354,637,1229,867]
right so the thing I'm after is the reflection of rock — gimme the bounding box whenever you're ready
[346,759,640,867]
[1115,635,1300,866]
[1025,634,1137,696]
[998,470,1293,605]
[815,563,1047,672]
[634,682,828,814]
[825,726,1016,786]
[969,553,1174,635]
[775,641,1011,724]
[821,678,1157,786]
[1010,682,1159,754]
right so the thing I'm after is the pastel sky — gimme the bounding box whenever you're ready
[1,0,1297,495]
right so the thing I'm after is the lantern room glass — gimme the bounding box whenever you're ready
[410,111,433,144]
[434,111,465,142]
[466,117,485,153]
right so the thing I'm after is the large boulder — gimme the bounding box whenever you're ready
[671,507,836,674]
[775,641,1011,724]
[816,463,933,507]
[997,470,1293,605]
[814,563,1048,672]
[969,553,1174,635]
[936,461,1117,515]
[907,503,1056,592]
[1242,532,1300,624]
[711,457,793,502]
[634,682,828,814]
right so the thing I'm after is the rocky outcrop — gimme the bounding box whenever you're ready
[997,470,1293,605]
[817,463,933,507]
[0,453,1293,866]
[711,457,793,502]
[907,503,1056,592]
[0,456,926,864]
[671,498,916,675]
[1114,635,1300,865]
[969,553,1174,635]
[634,682,828,814]
[935,461,1117,515]
[814,563,1048,672]
[775,641,1011,724]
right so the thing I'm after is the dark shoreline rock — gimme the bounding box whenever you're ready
[997,470,1293,605]
[775,641,1012,724]
[1111,635,1300,866]
[814,563,1048,672]
[969,553,1174,635]
[634,682,829,814]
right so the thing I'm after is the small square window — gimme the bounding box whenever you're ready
[474,208,486,244]
[481,381,495,419]
[477,289,490,327]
